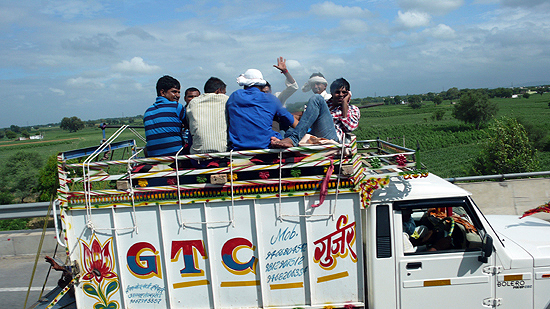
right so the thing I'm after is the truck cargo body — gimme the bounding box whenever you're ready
[46,135,550,308]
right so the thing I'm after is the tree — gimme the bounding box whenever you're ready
[0,151,43,202]
[393,95,402,105]
[408,95,422,109]
[60,116,85,132]
[472,117,539,175]
[5,130,16,139]
[37,155,59,201]
[444,87,460,100]
[0,129,4,139]
[10,125,21,133]
[523,93,530,99]
[21,130,30,138]
[433,96,443,105]
[453,90,498,129]
[425,92,435,102]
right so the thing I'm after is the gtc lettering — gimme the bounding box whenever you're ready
[221,237,257,275]
[170,240,207,276]
[127,242,162,279]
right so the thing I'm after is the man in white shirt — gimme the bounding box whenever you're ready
[186,77,229,154]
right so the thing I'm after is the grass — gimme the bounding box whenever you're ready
[0,218,31,231]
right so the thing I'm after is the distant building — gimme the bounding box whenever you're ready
[30,135,44,140]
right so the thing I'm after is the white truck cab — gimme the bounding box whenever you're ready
[366,173,550,308]
[42,133,550,309]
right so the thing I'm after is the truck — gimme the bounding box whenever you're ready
[34,128,550,308]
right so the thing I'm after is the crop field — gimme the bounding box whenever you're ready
[0,125,146,163]
[355,93,550,177]
[0,93,548,179]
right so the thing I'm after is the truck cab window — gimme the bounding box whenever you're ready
[398,201,483,254]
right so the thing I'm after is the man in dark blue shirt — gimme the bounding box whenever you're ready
[144,75,185,157]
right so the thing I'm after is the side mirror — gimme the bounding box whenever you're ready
[478,234,494,263]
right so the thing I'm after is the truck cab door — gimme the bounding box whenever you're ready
[394,198,496,308]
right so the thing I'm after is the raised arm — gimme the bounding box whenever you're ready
[273,57,298,105]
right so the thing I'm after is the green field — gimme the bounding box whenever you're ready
[354,93,550,177]
[0,93,549,179]
[0,125,147,163]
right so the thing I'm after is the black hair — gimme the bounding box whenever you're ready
[265,81,271,89]
[185,87,200,97]
[156,75,180,96]
[330,78,350,93]
[204,77,226,93]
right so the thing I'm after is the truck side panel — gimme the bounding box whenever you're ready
[63,194,365,308]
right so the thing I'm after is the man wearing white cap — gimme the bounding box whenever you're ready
[302,72,331,101]
[226,69,298,150]
[227,69,339,150]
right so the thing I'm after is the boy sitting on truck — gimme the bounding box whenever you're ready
[144,75,185,157]
[271,78,360,148]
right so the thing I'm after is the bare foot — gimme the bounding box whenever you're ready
[271,137,294,148]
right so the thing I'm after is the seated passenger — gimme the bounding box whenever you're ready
[402,208,416,235]
[226,69,298,150]
[186,77,229,154]
[326,78,361,142]
[302,72,332,101]
[144,75,185,157]
[182,87,201,154]
[271,78,359,148]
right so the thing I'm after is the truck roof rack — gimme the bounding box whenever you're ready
[57,129,418,211]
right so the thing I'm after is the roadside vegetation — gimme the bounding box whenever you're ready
[1,88,549,230]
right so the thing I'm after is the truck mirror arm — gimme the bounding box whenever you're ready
[478,234,494,263]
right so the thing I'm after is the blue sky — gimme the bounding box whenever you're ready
[1,0,549,128]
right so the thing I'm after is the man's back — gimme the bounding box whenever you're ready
[144,96,185,157]
[187,93,229,154]
[227,87,293,150]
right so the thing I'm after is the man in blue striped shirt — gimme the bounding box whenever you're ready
[144,75,185,157]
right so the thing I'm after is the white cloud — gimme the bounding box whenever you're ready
[310,1,371,18]
[326,57,346,66]
[112,57,161,74]
[423,24,457,39]
[215,62,235,75]
[396,10,431,28]
[66,77,105,89]
[286,60,302,70]
[398,0,464,15]
[49,88,65,96]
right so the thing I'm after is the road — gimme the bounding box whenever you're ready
[0,255,59,309]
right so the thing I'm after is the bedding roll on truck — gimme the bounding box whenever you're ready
[35,126,550,308]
